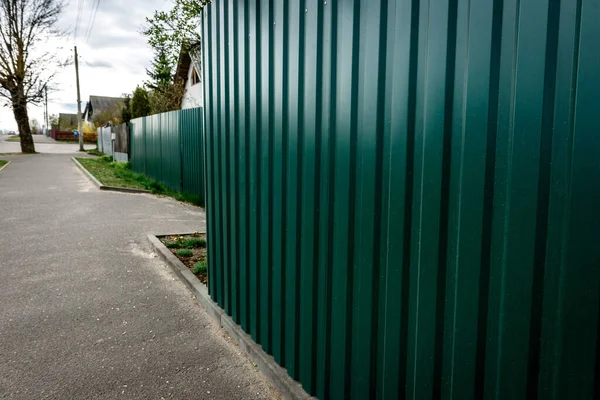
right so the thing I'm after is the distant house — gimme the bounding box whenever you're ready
[58,113,78,131]
[175,43,203,109]
[82,95,125,127]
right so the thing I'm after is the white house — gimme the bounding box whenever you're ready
[175,43,203,109]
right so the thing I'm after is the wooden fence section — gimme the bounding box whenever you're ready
[50,130,97,142]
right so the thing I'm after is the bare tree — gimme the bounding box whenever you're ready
[0,0,64,153]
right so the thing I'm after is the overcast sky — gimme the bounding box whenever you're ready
[0,0,172,131]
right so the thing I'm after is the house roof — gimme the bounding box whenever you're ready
[175,43,201,84]
[90,95,125,113]
[58,113,78,130]
[83,95,125,121]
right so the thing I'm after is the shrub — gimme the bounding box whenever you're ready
[193,261,207,275]
[176,249,193,257]
[131,86,151,118]
[99,155,113,163]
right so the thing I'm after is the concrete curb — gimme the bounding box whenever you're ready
[0,160,11,174]
[147,234,313,400]
[71,157,151,194]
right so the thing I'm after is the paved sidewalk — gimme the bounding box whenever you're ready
[0,154,279,399]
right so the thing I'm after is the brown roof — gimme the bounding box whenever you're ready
[175,43,201,84]
[58,113,78,130]
[84,96,125,121]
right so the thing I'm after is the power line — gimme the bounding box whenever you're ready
[84,0,101,44]
[74,0,85,40]
[74,0,82,40]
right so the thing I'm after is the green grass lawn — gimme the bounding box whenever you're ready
[6,136,20,142]
[76,157,202,205]
[0,160,7,168]
[76,157,148,190]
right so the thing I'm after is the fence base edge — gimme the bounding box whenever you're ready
[146,234,314,400]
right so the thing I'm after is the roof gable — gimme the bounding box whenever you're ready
[89,96,125,115]
[58,113,78,130]
[175,42,202,85]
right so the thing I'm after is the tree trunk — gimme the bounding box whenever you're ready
[11,88,36,154]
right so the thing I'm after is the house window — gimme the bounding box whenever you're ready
[191,67,200,85]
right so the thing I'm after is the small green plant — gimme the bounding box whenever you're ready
[193,261,207,275]
[176,249,193,257]
[113,162,130,170]
[99,155,113,163]
[166,235,187,249]
[86,148,104,156]
[146,180,166,193]
[184,238,206,248]
[172,191,201,205]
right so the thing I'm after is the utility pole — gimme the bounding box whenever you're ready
[44,85,48,136]
[74,46,83,151]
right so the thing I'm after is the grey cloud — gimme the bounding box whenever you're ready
[86,59,114,68]
[60,102,78,112]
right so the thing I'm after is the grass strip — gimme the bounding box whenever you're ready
[76,157,202,206]
[84,148,104,156]
[0,160,7,168]
[77,157,147,190]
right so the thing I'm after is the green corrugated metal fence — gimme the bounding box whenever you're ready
[180,108,205,197]
[202,0,600,399]
[130,107,204,204]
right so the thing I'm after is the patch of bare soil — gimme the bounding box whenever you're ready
[160,233,207,285]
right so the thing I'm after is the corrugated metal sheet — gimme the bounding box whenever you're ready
[160,110,181,191]
[180,108,205,198]
[130,108,205,204]
[202,0,600,399]
[130,118,145,173]
[113,152,128,162]
[147,114,162,182]
[97,126,113,156]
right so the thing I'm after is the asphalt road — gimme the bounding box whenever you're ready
[0,134,95,154]
[0,154,279,399]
